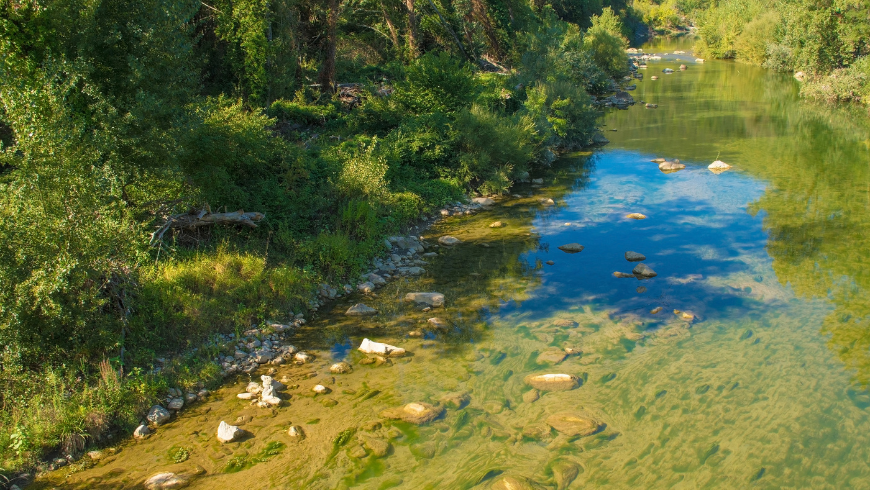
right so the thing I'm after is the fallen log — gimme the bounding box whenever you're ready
[150,209,264,246]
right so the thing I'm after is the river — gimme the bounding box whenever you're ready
[37,40,870,489]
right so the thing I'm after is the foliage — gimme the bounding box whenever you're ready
[393,52,479,115]
[801,56,870,105]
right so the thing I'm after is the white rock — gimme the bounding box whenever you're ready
[708,160,731,171]
[246,382,262,394]
[144,472,189,490]
[312,384,331,394]
[472,197,495,206]
[217,421,242,443]
[358,338,406,357]
[404,292,445,307]
[146,405,171,426]
[237,392,254,400]
[133,424,151,439]
[330,361,353,374]
[294,351,312,363]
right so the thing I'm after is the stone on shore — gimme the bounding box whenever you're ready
[633,263,657,278]
[473,197,495,206]
[346,303,378,316]
[380,402,444,425]
[167,398,184,410]
[217,421,242,443]
[405,292,445,307]
[330,362,353,374]
[134,424,151,439]
[147,405,171,426]
[524,374,580,391]
[625,251,646,262]
[557,243,584,253]
[438,236,461,246]
[359,338,406,357]
[546,412,603,437]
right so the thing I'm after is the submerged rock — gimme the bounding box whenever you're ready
[524,374,580,391]
[491,476,539,490]
[473,197,496,206]
[626,213,647,220]
[551,460,581,490]
[146,405,171,426]
[633,263,657,278]
[490,221,505,228]
[536,349,567,364]
[427,317,449,329]
[546,412,603,437]
[438,236,461,246]
[658,160,685,171]
[440,392,470,409]
[636,286,647,293]
[287,425,305,439]
[381,402,444,425]
[523,389,540,403]
[346,303,378,316]
[359,338,406,357]
[557,243,584,253]
[625,251,646,262]
[405,292,445,307]
[650,306,663,314]
[144,472,190,490]
[217,421,242,443]
[359,433,391,457]
[330,361,353,374]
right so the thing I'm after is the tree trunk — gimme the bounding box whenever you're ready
[150,209,265,245]
[472,0,502,60]
[381,3,400,49]
[405,0,419,58]
[318,0,339,91]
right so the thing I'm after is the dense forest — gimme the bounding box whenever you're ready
[0,0,635,473]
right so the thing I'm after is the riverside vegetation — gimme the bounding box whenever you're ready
[0,0,639,476]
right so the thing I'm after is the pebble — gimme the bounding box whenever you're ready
[651,306,663,314]
[313,384,331,394]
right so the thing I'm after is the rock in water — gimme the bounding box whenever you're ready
[473,197,496,206]
[330,362,353,374]
[438,236,461,246]
[546,412,603,437]
[144,472,190,490]
[536,350,567,364]
[625,251,646,262]
[708,160,731,173]
[679,64,687,70]
[491,476,538,490]
[346,303,377,316]
[404,292,445,307]
[551,460,581,490]
[312,384,330,394]
[288,425,305,439]
[217,421,242,443]
[633,263,657,278]
[523,390,540,403]
[658,160,685,171]
[613,271,635,278]
[490,221,505,228]
[626,213,647,220]
[427,317,449,329]
[557,243,584,253]
[637,286,647,293]
[359,434,391,457]
[524,374,580,391]
[440,392,470,409]
[260,375,282,405]
[650,306,663,314]
[358,338,406,357]
[380,402,444,425]
[147,405,171,426]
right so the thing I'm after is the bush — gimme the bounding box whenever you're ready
[735,10,779,65]
[584,26,629,78]
[267,99,340,126]
[801,56,870,104]
[523,80,596,149]
[393,52,479,115]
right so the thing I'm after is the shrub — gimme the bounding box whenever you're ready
[523,80,596,149]
[801,57,870,104]
[393,52,479,115]
[583,26,629,78]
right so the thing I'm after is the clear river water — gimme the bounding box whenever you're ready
[38,39,870,489]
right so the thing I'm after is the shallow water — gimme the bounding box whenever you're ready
[39,41,870,489]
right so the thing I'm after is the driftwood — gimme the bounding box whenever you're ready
[150,208,265,246]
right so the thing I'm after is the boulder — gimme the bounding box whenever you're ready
[359,338,406,357]
[637,286,647,293]
[217,421,242,443]
[662,68,674,73]
[438,236,461,246]
[633,263,657,278]
[557,243,584,253]
[144,472,190,490]
[695,58,705,63]
[650,76,658,80]
[794,71,805,81]
[625,251,646,262]
[330,361,353,374]
[524,374,580,391]
[357,282,375,293]
[346,303,378,316]
[294,351,313,363]
[167,398,184,411]
[659,160,685,172]
[404,292,445,307]
[260,375,282,405]
[147,405,171,426]
[380,402,444,425]
[546,412,603,437]
[237,393,254,400]
[540,198,555,206]
[368,273,387,286]
[531,178,544,184]
[626,213,647,219]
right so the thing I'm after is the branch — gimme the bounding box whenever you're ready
[149,209,265,246]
